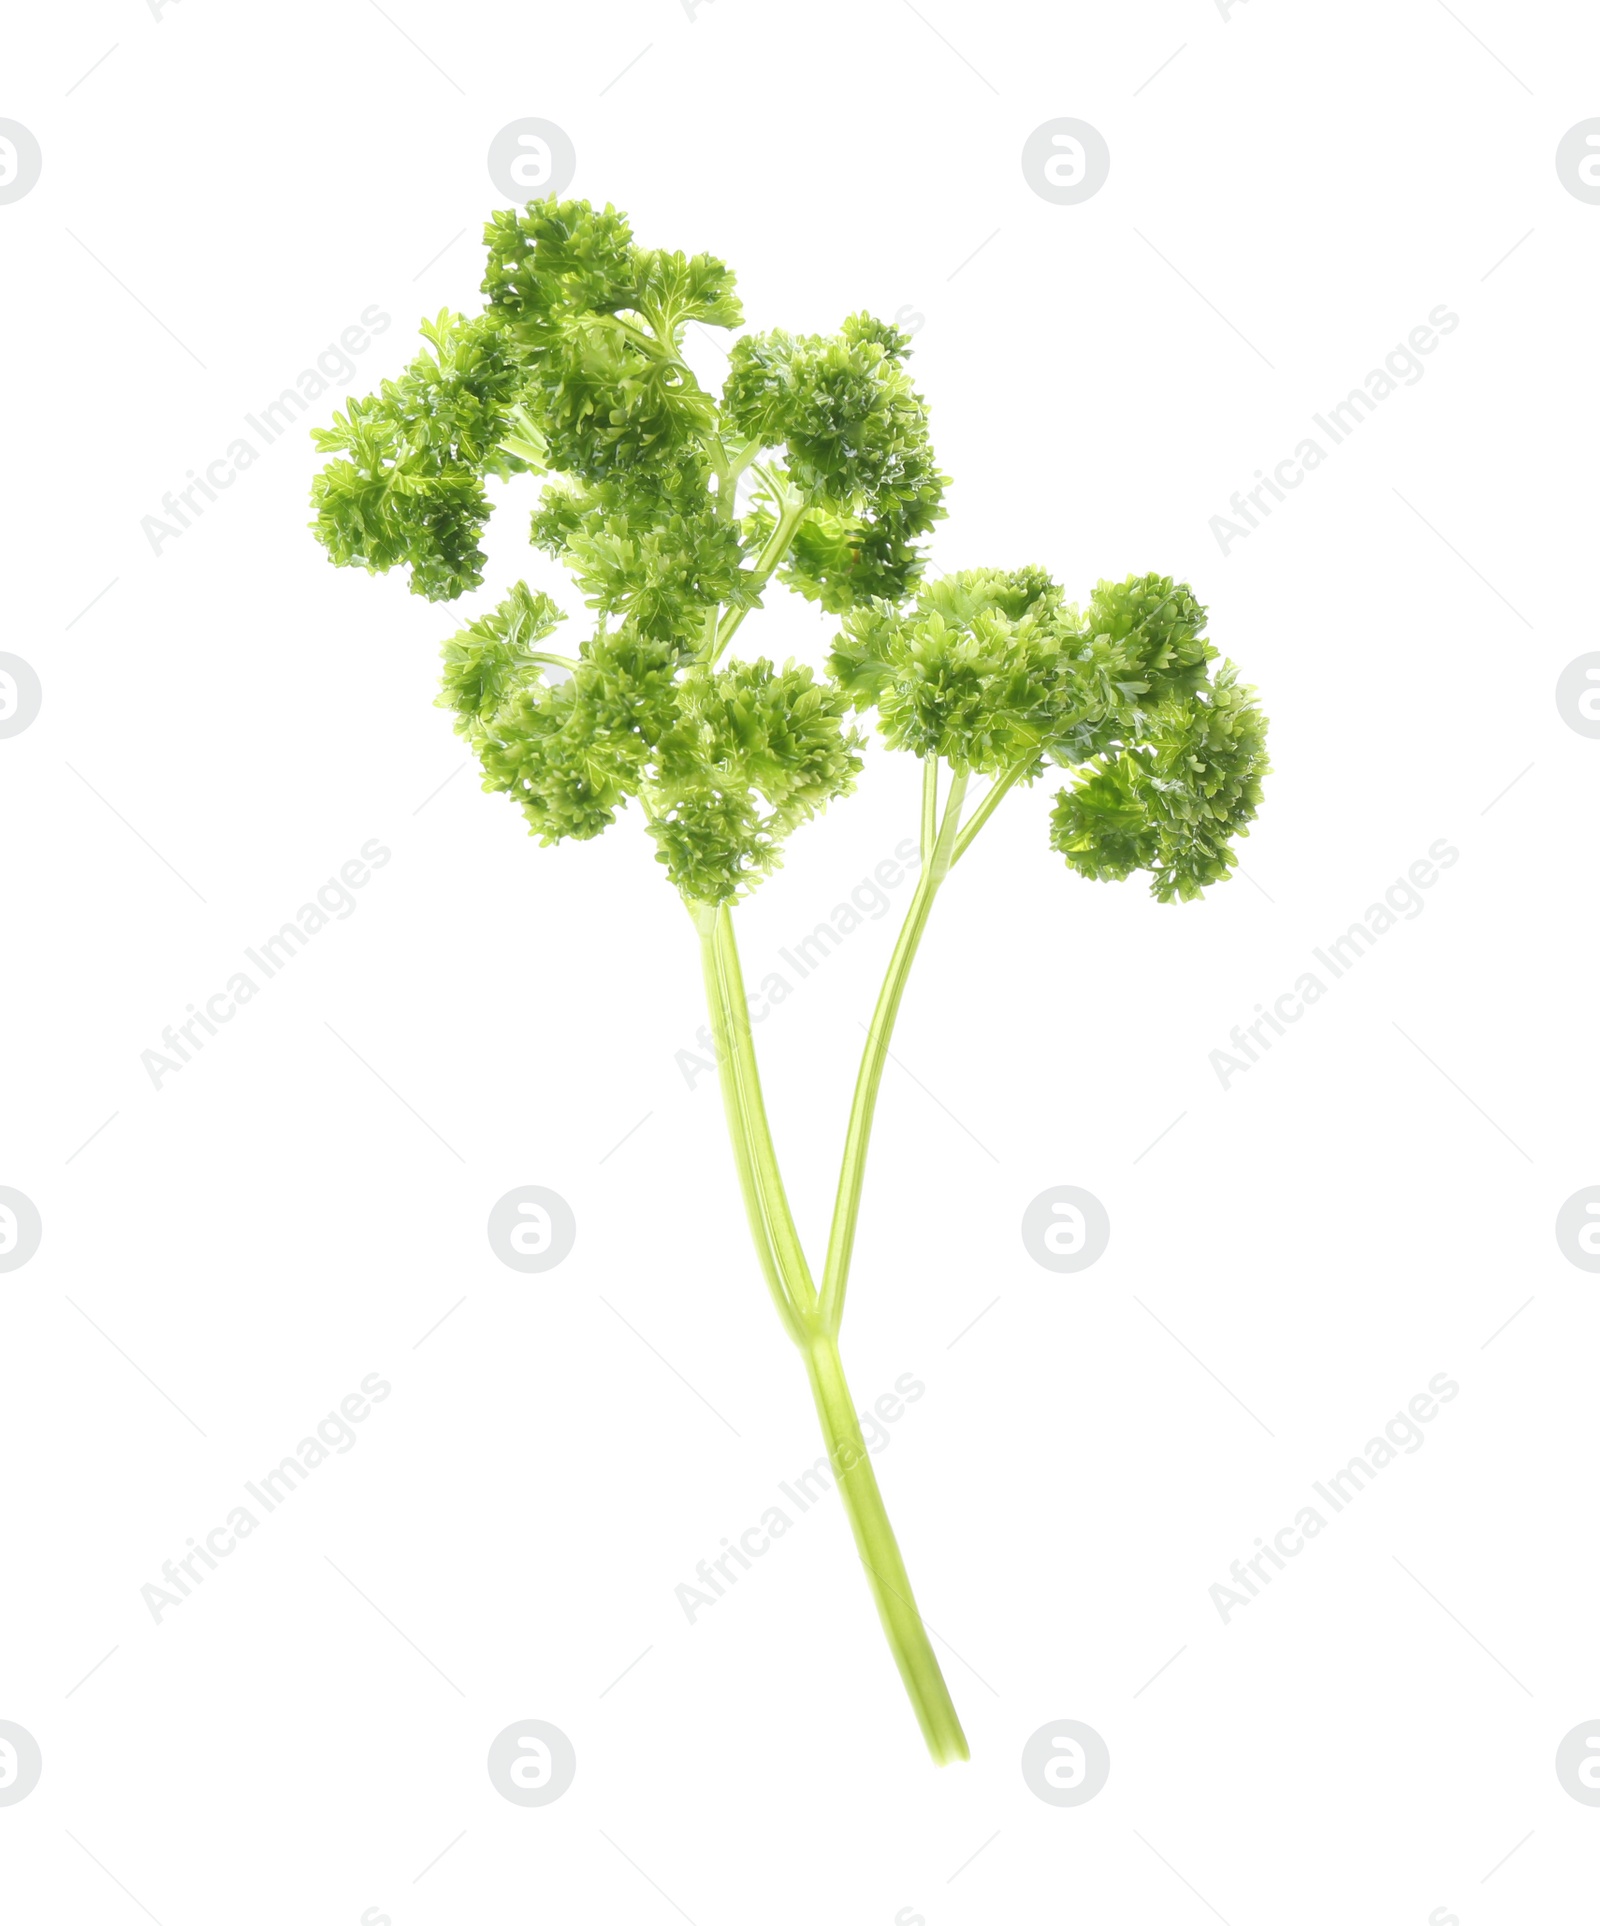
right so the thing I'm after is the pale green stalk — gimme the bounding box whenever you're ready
[689,724,1030,1762]
[693,858,971,1763]
[816,765,966,1336]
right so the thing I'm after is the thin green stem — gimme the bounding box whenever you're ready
[951,758,1029,865]
[817,767,967,1335]
[710,434,763,520]
[712,479,806,659]
[694,905,803,1343]
[710,906,819,1328]
[919,755,938,863]
[692,894,969,1763]
[587,311,676,362]
[803,1332,969,1764]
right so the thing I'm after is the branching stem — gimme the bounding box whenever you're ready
[817,766,966,1336]
[692,818,984,1762]
[951,758,1029,864]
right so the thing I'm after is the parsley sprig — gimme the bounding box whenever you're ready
[311,198,1269,1764]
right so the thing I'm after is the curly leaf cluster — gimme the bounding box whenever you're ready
[312,199,1266,907]
[310,197,947,901]
[725,313,946,610]
[832,569,1269,901]
[649,662,864,902]
[438,579,566,719]
[439,586,861,903]
[1050,664,1269,902]
[529,462,751,646]
[310,311,530,601]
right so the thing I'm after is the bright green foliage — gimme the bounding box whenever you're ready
[725,313,946,610]
[310,311,531,602]
[649,661,864,902]
[310,196,945,904]
[529,462,752,644]
[831,568,1268,900]
[437,579,566,719]
[309,195,1265,909]
[444,594,682,848]
[1050,663,1270,901]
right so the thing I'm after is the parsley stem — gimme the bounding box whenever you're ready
[802,1332,970,1764]
[693,903,811,1341]
[818,767,966,1337]
[951,757,1029,864]
[695,898,969,1764]
[712,906,818,1322]
[712,485,805,658]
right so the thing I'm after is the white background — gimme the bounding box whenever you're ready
[2,1,1596,1921]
